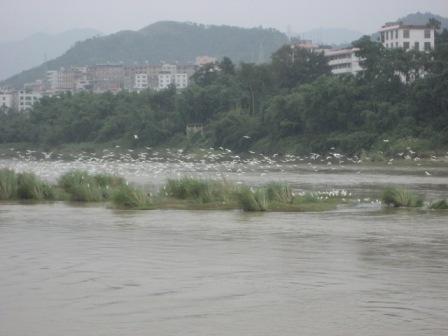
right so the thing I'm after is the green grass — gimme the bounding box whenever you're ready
[236,186,267,211]
[58,170,125,202]
[0,169,18,200]
[264,182,293,203]
[17,172,55,200]
[163,178,236,204]
[382,187,423,208]
[111,185,152,209]
[429,199,448,210]
[0,169,55,201]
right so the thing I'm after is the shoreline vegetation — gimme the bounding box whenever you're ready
[1,169,447,212]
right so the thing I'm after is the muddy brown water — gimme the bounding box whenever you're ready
[0,159,447,335]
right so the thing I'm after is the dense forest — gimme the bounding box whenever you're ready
[1,28,447,156]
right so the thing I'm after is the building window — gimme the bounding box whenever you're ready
[395,30,398,39]
[403,29,410,38]
[424,30,431,38]
[403,42,410,50]
[424,42,432,51]
[414,42,420,50]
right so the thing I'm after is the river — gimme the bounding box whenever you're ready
[0,155,447,335]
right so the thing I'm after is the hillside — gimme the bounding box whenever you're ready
[0,29,102,81]
[399,12,448,29]
[1,22,288,89]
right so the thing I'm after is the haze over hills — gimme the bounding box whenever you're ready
[1,22,287,89]
[298,28,363,46]
[0,28,102,81]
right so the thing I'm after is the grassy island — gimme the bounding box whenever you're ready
[1,168,447,212]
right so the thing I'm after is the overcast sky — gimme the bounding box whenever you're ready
[1,0,447,42]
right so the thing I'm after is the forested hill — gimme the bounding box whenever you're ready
[1,21,288,89]
[400,12,448,29]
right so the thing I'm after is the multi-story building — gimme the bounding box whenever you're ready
[17,90,42,112]
[158,72,174,90]
[89,64,125,93]
[46,70,59,91]
[324,48,363,75]
[174,73,188,89]
[291,38,319,51]
[158,72,189,90]
[0,91,14,110]
[46,67,89,93]
[379,22,435,52]
[134,73,148,91]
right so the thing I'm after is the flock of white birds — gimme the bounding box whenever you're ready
[0,147,445,197]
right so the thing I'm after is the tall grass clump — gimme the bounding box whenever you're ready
[58,170,124,202]
[382,187,423,208]
[429,199,448,210]
[0,168,18,200]
[237,186,268,211]
[17,172,55,200]
[265,182,293,203]
[164,178,234,203]
[111,185,152,209]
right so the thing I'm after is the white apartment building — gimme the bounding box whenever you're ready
[379,23,435,52]
[134,73,148,90]
[174,73,188,89]
[158,72,189,90]
[161,63,177,74]
[46,70,59,91]
[324,48,363,75]
[17,91,42,112]
[0,91,14,110]
[158,73,173,90]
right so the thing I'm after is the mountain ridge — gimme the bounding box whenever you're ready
[1,22,288,89]
[0,28,102,81]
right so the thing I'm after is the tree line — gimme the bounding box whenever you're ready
[1,28,447,155]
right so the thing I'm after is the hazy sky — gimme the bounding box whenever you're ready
[1,0,447,42]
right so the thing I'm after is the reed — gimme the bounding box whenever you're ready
[164,178,235,203]
[17,172,55,200]
[429,199,448,210]
[0,169,18,200]
[236,186,268,211]
[264,182,293,203]
[58,170,124,202]
[382,187,423,208]
[111,185,152,209]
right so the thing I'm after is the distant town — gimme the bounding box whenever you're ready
[0,21,436,112]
